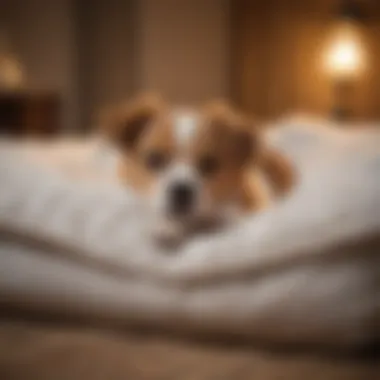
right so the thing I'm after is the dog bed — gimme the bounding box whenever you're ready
[0,119,379,349]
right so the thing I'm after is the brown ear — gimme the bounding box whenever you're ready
[99,93,164,150]
[204,101,259,167]
[232,124,260,167]
[260,148,295,196]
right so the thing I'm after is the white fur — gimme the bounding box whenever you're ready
[164,163,199,183]
[172,110,198,148]
[152,163,204,219]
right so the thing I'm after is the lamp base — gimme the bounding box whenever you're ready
[331,106,350,121]
[331,79,353,122]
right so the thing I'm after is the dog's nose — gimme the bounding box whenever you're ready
[168,181,195,215]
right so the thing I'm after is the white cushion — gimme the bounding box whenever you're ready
[0,120,379,348]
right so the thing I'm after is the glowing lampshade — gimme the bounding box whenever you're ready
[324,21,366,80]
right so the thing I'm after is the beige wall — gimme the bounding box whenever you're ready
[138,0,230,105]
[2,0,379,129]
[78,0,231,125]
[2,0,78,131]
[1,0,138,131]
[76,0,137,130]
[2,0,231,130]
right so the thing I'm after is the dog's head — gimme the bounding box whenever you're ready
[101,94,260,223]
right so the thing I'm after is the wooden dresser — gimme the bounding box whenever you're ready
[0,91,61,138]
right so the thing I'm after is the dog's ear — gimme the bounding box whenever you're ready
[230,114,261,167]
[259,148,295,196]
[204,101,260,167]
[99,93,165,151]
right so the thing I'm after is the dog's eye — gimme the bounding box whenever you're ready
[144,151,168,171]
[197,156,219,177]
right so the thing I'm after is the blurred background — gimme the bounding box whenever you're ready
[0,0,379,137]
[0,2,379,379]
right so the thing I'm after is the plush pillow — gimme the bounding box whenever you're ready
[0,121,378,349]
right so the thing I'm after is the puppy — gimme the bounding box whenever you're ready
[100,94,295,245]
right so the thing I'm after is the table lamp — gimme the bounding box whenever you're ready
[323,0,367,120]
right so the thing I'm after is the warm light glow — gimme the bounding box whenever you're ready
[327,40,361,76]
[324,21,366,80]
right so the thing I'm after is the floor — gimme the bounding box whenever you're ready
[0,319,378,380]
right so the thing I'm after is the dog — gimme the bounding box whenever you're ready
[99,94,295,245]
